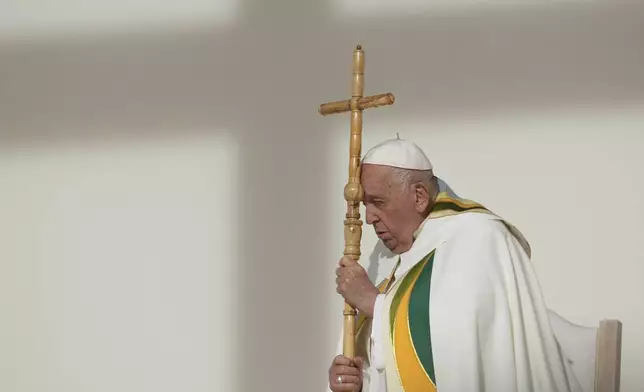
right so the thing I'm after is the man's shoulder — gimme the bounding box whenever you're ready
[448,211,531,258]
[449,211,510,239]
[434,213,517,279]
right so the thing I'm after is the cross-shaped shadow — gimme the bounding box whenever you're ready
[1,0,643,390]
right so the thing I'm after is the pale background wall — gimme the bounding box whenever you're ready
[0,1,642,392]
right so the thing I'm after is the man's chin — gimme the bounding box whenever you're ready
[381,239,411,255]
[381,239,400,253]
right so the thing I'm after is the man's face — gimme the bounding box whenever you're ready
[360,164,424,254]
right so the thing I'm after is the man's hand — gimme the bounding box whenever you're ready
[328,355,364,392]
[335,256,379,318]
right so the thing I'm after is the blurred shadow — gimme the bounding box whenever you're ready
[336,0,644,124]
[1,0,643,391]
[1,0,643,146]
[366,240,394,283]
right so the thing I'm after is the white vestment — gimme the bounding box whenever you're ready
[329,188,582,392]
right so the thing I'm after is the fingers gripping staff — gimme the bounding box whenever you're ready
[318,45,395,387]
[336,257,380,318]
[329,355,365,392]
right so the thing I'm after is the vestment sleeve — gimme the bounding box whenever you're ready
[369,294,387,372]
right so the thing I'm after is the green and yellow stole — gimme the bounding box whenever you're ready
[388,250,437,391]
[428,191,491,219]
[385,191,529,391]
[359,191,530,391]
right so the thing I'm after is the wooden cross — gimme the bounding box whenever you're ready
[318,45,395,363]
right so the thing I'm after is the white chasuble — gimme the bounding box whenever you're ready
[331,186,582,392]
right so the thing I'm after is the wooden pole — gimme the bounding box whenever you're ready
[318,45,395,368]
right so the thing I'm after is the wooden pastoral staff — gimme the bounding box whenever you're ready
[318,45,395,367]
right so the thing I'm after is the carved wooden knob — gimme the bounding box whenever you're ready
[344,183,364,202]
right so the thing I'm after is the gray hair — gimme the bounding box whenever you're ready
[390,167,438,196]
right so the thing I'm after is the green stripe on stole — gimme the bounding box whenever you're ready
[408,252,436,382]
[389,250,437,391]
[427,192,491,220]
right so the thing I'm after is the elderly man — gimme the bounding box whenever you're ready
[327,138,581,392]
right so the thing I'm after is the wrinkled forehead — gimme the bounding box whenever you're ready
[360,164,395,196]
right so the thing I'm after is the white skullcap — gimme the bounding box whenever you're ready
[362,137,433,170]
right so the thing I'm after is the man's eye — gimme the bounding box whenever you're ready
[363,199,384,207]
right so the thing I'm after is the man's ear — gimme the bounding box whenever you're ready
[414,184,430,213]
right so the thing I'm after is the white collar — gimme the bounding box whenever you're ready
[396,214,457,278]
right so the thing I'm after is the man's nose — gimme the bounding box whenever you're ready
[365,206,378,225]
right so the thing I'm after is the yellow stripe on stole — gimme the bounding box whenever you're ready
[392,261,437,392]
